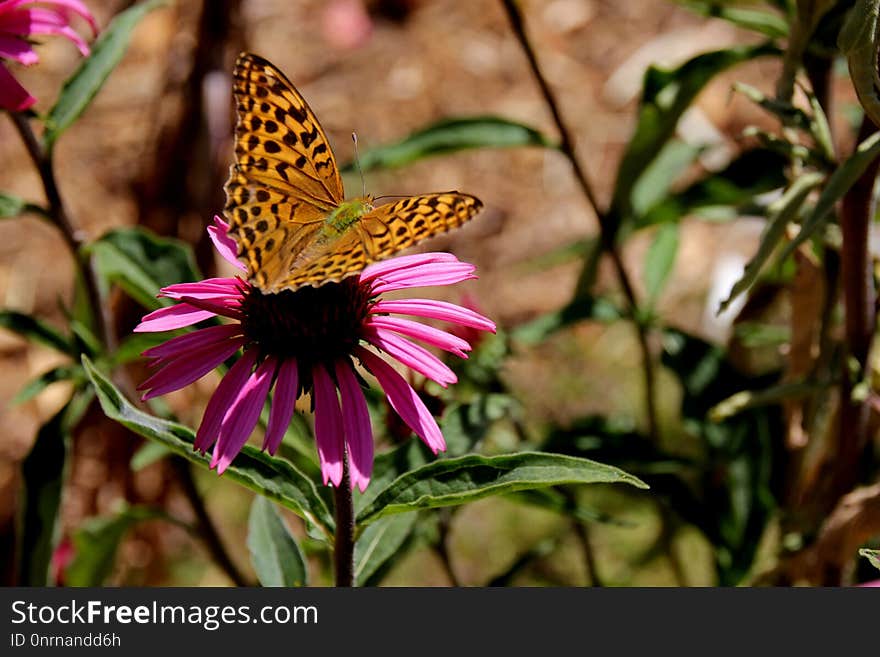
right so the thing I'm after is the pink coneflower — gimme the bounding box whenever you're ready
[135,215,495,492]
[0,0,98,111]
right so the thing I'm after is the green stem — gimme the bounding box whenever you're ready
[334,451,355,587]
[500,0,659,442]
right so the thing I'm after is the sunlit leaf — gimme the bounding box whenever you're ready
[644,222,680,304]
[82,356,335,536]
[345,116,556,172]
[354,513,418,586]
[247,497,308,587]
[860,548,880,572]
[44,0,167,149]
[357,452,647,526]
[677,1,789,38]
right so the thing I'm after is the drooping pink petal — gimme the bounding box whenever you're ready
[313,364,344,487]
[368,262,477,294]
[142,323,242,360]
[0,1,99,36]
[263,358,299,454]
[0,61,34,110]
[370,298,496,333]
[366,315,472,358]
[356,347,445,453]
[17,10,90,55]
[209,215,247,271]
[335,360,373,492]
[211,358,275,474]
[360,252,459,283]
[133,303,216,333]
[194,349,257,452]
[160,277,243,300]
[139,335,245,400]
[361,326,457,387]
[0,36,38,63]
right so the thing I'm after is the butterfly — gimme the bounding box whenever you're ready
[223,52,484,294]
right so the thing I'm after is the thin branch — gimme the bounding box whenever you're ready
[500,0,659,441]
[333,452,355,587]
[8,111,108,345]
[436,508,462,586]
[172,458,251,586]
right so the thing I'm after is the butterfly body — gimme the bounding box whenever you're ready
[224,53,483,294]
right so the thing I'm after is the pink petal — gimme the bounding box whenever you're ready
[313,364,344,487]
[0,61,34,110]
[263,358,299,454]
[133,303,216,333]
[360,252,459,283]
[0,1,98,35]
[368,263,477,295]
[177,295,243,320]
[194,349,257,452]
[211,358,275,473]
[361,326,457,387]
[0,36,38,63]
[370,298,496,333]
[366,315,472,358]
[336,360,373,492]
[208,215,247,271]
[141,323,242,360]
[356,347,445,453]
[139,335,245,400]
[160,277,243,300]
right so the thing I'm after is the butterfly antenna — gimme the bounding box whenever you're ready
[352,132,367,198]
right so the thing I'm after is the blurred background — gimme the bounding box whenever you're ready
[1,0,877,586]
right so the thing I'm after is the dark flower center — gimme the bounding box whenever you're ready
[240,278,373,366]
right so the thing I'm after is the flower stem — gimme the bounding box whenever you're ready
[333,451,355,587]
[8,111,109,347]
[500,0,659,442]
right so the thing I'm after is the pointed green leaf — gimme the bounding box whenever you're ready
[719,172,824,313]
[631,140,702,218]
[644,222,680,304]
[860,548,880,572]
[354,513,418,586]
[345,116,556,172]
[17,390,92,585]
[778,131,880,263]
[44,0,167,149]
[0,310,73,354]
[0,192,44,218]
[676,1,788,38]
[86,227,200,310]
[247,497,308,587]
[81,356,335,536]
[356,452,647,526]
[611,43,779,221]
[65,505,168,586]
[13,365,82,404]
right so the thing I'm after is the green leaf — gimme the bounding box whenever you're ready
[345,116,556,172]
[130,441,173,471]
[440,394,518,457]
[677,1,789,38]
[86,227,200,310]
[631,140,702,218]
[82,356,335,536]
[0,191,42,218]
[718,172,824,312]
[635,148,789,228]
[356,452,647,525]
[0,310,73,354]
[611,43,779,222]
[43,0,167,149]
[354,513,418,586]
[17,390,92,585]
[778,130,880,263]
[13,365,82,404]
[510,294,624,344]
[644,222,680,304]
[860,548,880,572]
[247,497,308,587]
[65,505,167,586]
